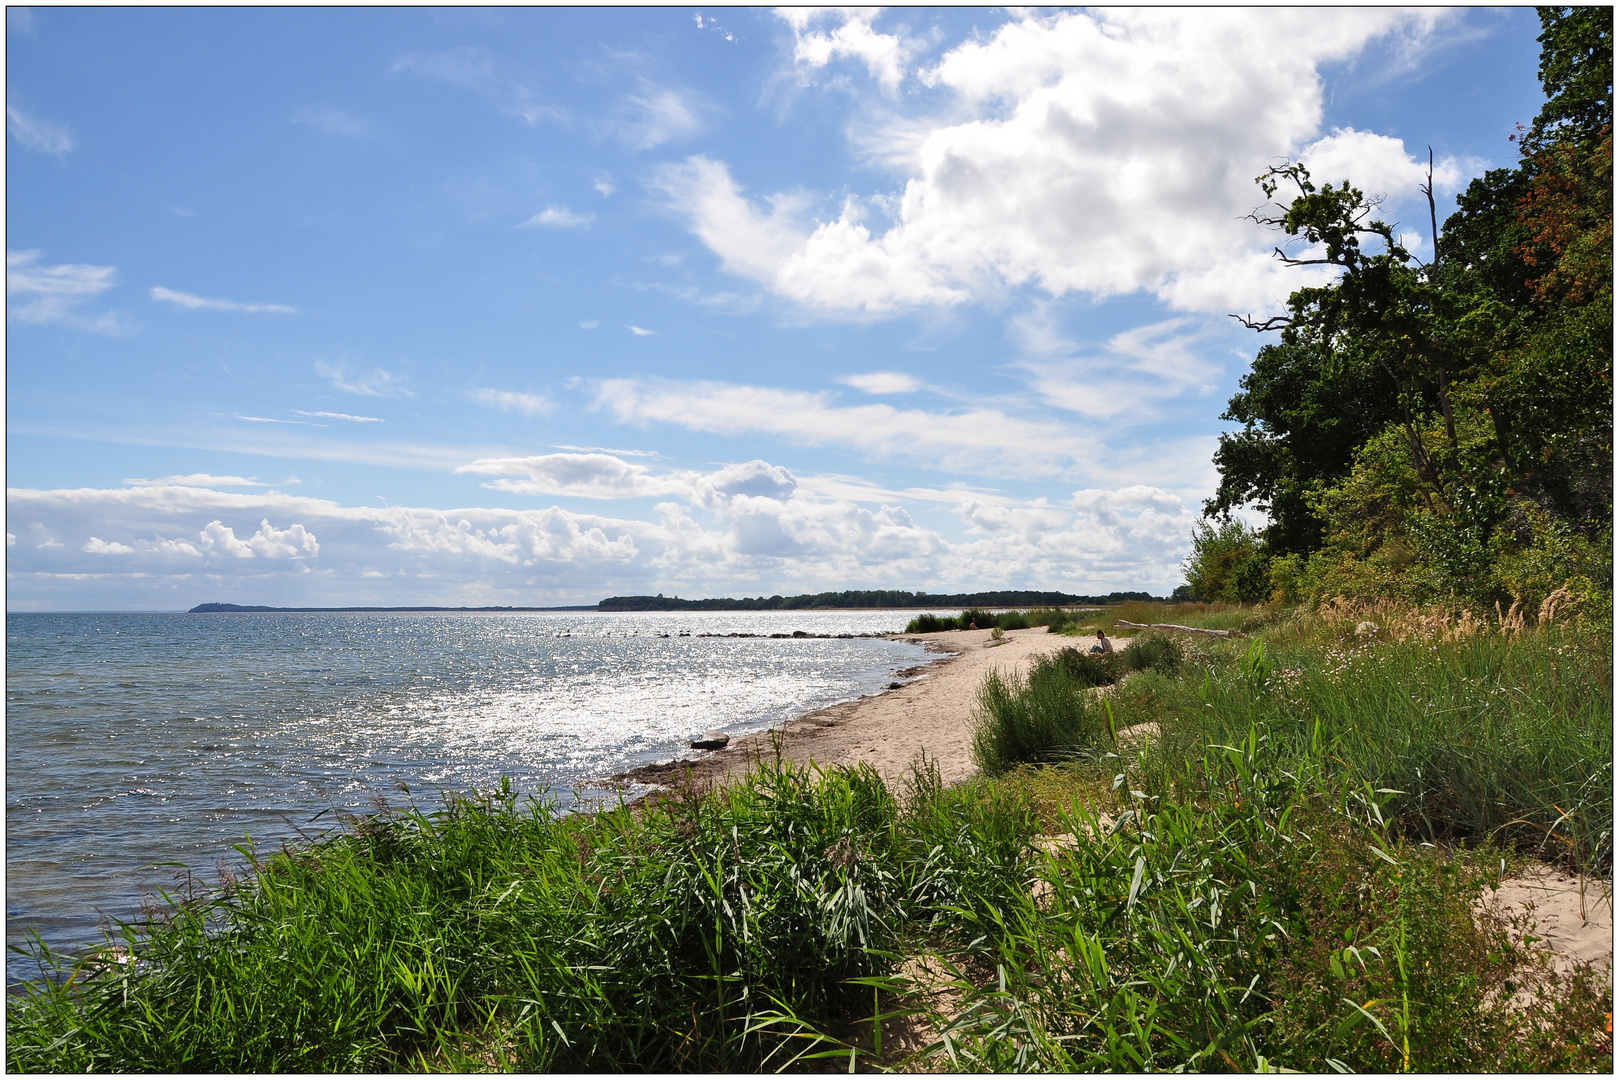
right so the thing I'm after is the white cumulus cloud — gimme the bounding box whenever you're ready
[780,8,917,92]
[665,9,1455,318]
[9,473,1207,609]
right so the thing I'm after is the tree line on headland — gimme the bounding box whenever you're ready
[596,590,1158,611]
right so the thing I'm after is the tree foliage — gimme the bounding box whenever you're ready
[1201,7,1612,613]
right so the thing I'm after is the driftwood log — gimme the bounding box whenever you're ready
[1115,620,1237,638]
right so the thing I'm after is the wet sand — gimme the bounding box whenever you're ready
[616,625,1075,791]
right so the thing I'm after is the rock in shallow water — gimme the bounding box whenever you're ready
[690,731,730,750]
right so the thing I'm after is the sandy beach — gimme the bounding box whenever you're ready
[619,624,1074,790]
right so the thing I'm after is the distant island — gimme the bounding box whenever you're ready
[188,603,598,613]
[190,591,1162,614]
[595,590,1161,611]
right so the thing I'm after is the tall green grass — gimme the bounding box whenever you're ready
[6,759,1039,1073]
[903,606,1078,634]
[974,607,1611,874]
[1145,624,1614,872]
[917,730,1609,1072]
[972,634,1185,775]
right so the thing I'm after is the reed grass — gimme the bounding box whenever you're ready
[975,606,1611,874]
[916,730,1609,1072]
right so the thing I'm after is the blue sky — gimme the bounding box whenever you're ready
[7,7,1545,610]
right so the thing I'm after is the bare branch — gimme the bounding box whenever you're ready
[1230,313,1291,332]
[1421,145,1440,274]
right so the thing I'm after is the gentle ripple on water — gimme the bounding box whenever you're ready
[6,609,943,974]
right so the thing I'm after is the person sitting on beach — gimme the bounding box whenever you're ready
[1090,629,1114,655]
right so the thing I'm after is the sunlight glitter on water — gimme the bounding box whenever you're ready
[6,609,946,970]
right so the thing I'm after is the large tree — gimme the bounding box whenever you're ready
[1203,7,1611,604]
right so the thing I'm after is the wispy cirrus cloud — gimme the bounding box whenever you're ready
[122,474,300,488]
[520,205,594,229]
[600,76,705,150]
[591,376,1093,479]
[1011,314,1223,421]
[292,410,382,423]
[393,46,567,127]
[151,286,295,314]
[470,388,554,417]
[6,101,72,156]
[7,249,126,333]
[315,361,409,397]
[838,371,921,395]
[234,415,322,426]
[290,106,370,137]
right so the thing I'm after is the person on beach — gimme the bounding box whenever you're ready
[1090,628,1114,655]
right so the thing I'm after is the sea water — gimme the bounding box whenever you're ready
[6,610,940,975]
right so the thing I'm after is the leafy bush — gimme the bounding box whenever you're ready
[957,607,997,631]
[904,613,947,633]
[1183,517,1272,603]
[971,650,1120,775]
[994,610,1030,631]
[1042,645,1119,687]
[1119,630,1182,674]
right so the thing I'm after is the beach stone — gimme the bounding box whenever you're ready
[690,731,730,750]
[887,682,903,690]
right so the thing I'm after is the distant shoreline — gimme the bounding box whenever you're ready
[178,590,1163,615]
[186,603,599,613]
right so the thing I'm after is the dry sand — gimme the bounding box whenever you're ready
[1480,864,1614,980]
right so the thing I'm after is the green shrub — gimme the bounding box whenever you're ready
[1183,517,1272,603]
[957,607,996,631]
[994,610,1030,631]
[971,652,1117,775]
[1041,645,1119,687]
[904,613,947,633]
[1119,630,1182,674]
